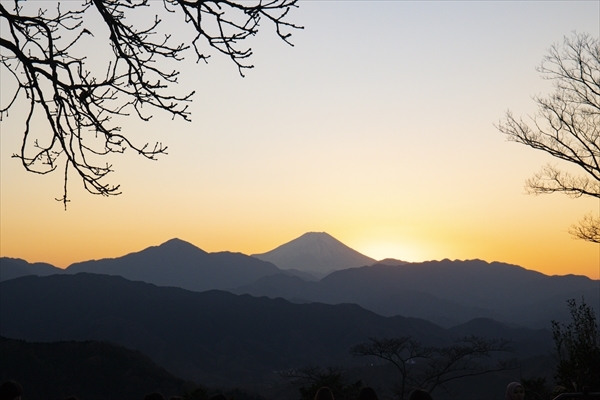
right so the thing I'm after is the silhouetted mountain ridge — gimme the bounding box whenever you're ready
[0,257,63,281]
[2,236,597,329]
[252,232,375,275]
[65,238,284,291]
[234,258,599,328]
[1,273,452,386]
[375,258,410,266]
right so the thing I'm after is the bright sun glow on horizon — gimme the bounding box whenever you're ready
[355,242,429,264]
[1,1,600,280]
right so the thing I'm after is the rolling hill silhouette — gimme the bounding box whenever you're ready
[0,336,187,400]
[0,273,448,386]
[251,232,375,276]
[0,273,556,393]
[0,257,63,282]
[64,238,284,291]
[234,259,600,328]
[2,236,598,329]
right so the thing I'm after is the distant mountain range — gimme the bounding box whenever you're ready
[65,238,285,292]
[234,259,600,328]
[1,233,592,398]
[0,257,63,281]
[0,273,450,386]
[1,233,598,328]
[2,238,286,292]
[0,273,553,390]
[252,232,376,277]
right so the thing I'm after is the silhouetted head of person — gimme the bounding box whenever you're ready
[409,389,432,400]
[144,392,166,400]
[506,382,525,400]
[208,395,228,400]
[314,386,334,400]
[0,381,22,400]
[359,386,379,400]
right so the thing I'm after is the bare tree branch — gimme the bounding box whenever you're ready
[0,0,301,208]
[496,32,600,243]
[350,336,516,400]
[569,213,600,243]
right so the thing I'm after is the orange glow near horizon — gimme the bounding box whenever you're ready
[2,2,599,280]
[2,217,599,279]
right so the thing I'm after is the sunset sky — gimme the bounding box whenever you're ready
[1,1,599,279]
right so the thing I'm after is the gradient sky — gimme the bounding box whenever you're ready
[1,1,599,279]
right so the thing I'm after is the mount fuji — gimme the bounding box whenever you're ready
[252,232,376,276]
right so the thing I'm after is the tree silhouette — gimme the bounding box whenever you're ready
[280,366,363,400]
[0,0,300,207]
[497,32,600,242]
[350,335,516,400]
[552,298,600,392]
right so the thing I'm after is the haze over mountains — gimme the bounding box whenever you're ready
[0,273,448,386]
[1,232,598,328]
[235,259,600,328]
[0,273,553,390]
[2,232,598,398]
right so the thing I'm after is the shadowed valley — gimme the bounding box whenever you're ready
[1,233,598,399]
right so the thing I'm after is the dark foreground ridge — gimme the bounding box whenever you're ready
[0,273,446,387]
[0,273,555,397]
[0,336,187,400]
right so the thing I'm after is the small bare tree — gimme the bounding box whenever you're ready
[496,32,600,242]
[350,335,516,400]
[0,0,300,207]
[280,366,363,400]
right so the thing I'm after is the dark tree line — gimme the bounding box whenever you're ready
[285,299,600,400]
[1,0,300,207]
[552,298,600,392]
[281,366,363,400]
[350,335,516,400]
[281,336,516,400]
